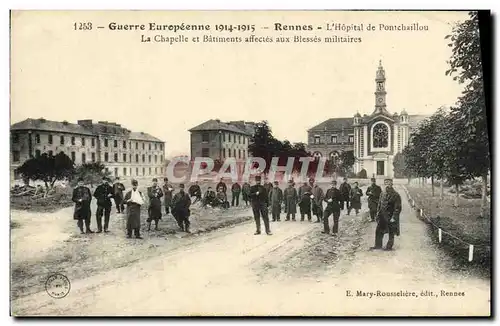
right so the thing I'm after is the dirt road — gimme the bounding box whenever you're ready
[11,186,490,316]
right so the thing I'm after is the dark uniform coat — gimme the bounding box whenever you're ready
[366,184,382,212]
[163,183,174,207]
[172,191,192,219]
[94,183,113,207]
[242,183,251,201]
[377,188,402,236]
[147,186,164,221]
[216,181,227,194]
[72,186,92,220]
[283,186,298,214]
[269,186,283,215]
[188,184,202,198]
[349,187,363,210]
[113,182,125,201]
[324,187,342,213]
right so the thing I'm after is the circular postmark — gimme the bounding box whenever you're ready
[45,273,71,299]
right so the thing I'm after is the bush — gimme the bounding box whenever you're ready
[356,169,368,179]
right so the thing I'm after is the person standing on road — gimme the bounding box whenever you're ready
[370,178,402,251]
[93,177,114,233]
[310,178,324,223]
[113,177,126,214]
[339,177,351,214]
[283,180,298,221]
[242,181,251,206]
[348,182,363,215]
[366,178,382,222]
[72,177,94,234]
[171,184,192,233]
[188,181,202,204]
[147,178,164,231]
[322,180,343,235]
[269,181,283,222]
[216,178,227,194]
[298,182,313,221]
[249,175,272,235]
[123,179,144,239]
[163,178,174,216]
[263,178,273,207]
[231,182,242,207]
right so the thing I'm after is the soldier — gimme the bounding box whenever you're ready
[283,180,298,221]
[162,178,174,216]
[298,182,313,221]
[216,178,227,194]
[93,176,114,233]
[310,178,324,223]
[172,184,192,233]
[231,182,242,207]
[269,181,283,222]
[339,177,352,214]
[349,182,363,215]
[202,186,217,207]
[370,178,402,251]
[249,175,272,235]
[113,177,126,214]
[147,178,164,231]
[72,177,94,234]
[263,178,273,206]
[123,179,144,239]
[366,178,382,222]
[242,181,251,206]
[188,181,202,204]
[323,180,343,235]
[216,188,230,209]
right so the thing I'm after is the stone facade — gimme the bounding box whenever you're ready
[10,118,165,181]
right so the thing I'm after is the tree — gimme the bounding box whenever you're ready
[15,152,75,189]
[73,162,111,188]
[338,150,356,176]
[356,169,367,179]
[393,152,407,179]
[445,11,490,216]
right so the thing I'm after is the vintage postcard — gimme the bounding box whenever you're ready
[9,10,491,316]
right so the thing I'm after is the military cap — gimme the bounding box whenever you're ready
[371,178,376,182]
[164,177,169,182]
[255,175,262,181]
[131,179,138,186]
[152,178,158,182]
[274,181,279,185]
[179,184,185,188]
[77,177,84,182]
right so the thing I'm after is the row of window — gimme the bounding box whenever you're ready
[107,166,164,177]
[313,135,355,145]
[13,133,164,151]
[26,150,164,165]
[200,148,248,159]
[201,132,249,145]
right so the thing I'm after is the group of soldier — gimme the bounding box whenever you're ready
[71,174,402,250]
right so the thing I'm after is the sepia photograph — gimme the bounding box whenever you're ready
[9,9,491,317]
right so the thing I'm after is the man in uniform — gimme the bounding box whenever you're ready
[339,177,352,214]
[188,181,202,204]
[269,181,283,222]
[298,182,313,221]
[231,182,242,207]
[72,177,94,234]
[93,177,114,233]
[163,178,174,215]
[323,180,343,235]
[348,182,363,215]
[263,178,273,206]
[202,186,217,207]
[147,178,164,231]
[172,184,192,233]
[123,179,144,239]
[216,178,227,194]
[249,175,272,235]
[366,178,382,222]
[113,177,126,214]
[242,181,251,206]
[310,178,324,223]
[283,180,298,221]
[370,178,402,251]
[216,188,230,209]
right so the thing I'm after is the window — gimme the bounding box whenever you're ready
[71,137,75,145]
[223,133,226,142]
[71,151,76,162]
[91,152,96,162]
[238,149,241,159]
[155,143,157,150]
[331,135,337,144]
[129,154,132,162]
[155,167,158,174]
[142,154,145,162]
[123,153,127,162]
[123,167,127,176]
[114,140,118,148]
[160,144,163,150]
[48,150,53,156]
[60,136,65,145]
[12,151,20,162]
[314,135,321,144]
[91,138,95,147]
[136,167,139,176]
[143,167,145,175]
[154,155,157,163]
[35,149,41,158]
[104,153,109,162]
[223,148,226,158]
[136,142,138,150]
[149,167,152,175]
[82,137,86,146]
[114,168,118,177]
[136,154,139,163]
[82,153,86,163]
[123,141,127,149]
[12,134,19,143]
[142,143,145,150]
[348,135,354,143]
[148,155,151,163]
[48,135,53,144]
[228,134,231,142]
[104,139,108,147]
[373,123,389,148]
[239,136,241,144]
[35,134,40,144]
[201,148,210,157]
[228,149,231,157]
[161,167,163,174]
[149,143,151,150]
[202,133,209,142]
[234,149,237,157]
[114,153,118,162]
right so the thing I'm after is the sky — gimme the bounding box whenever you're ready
[11,11,470,158]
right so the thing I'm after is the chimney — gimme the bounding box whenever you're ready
[62,120,69,125]
[77,119,93,128]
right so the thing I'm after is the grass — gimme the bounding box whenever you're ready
[10,188,74,213]
[406,185,491,278]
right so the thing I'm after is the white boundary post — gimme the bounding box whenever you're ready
[468,245,474,262]
[438,228,442,243]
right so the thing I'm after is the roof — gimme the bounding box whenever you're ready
[308,114,431,132]
[10,118,94,135]
[129,131,164,142]
[189,119,252,135]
